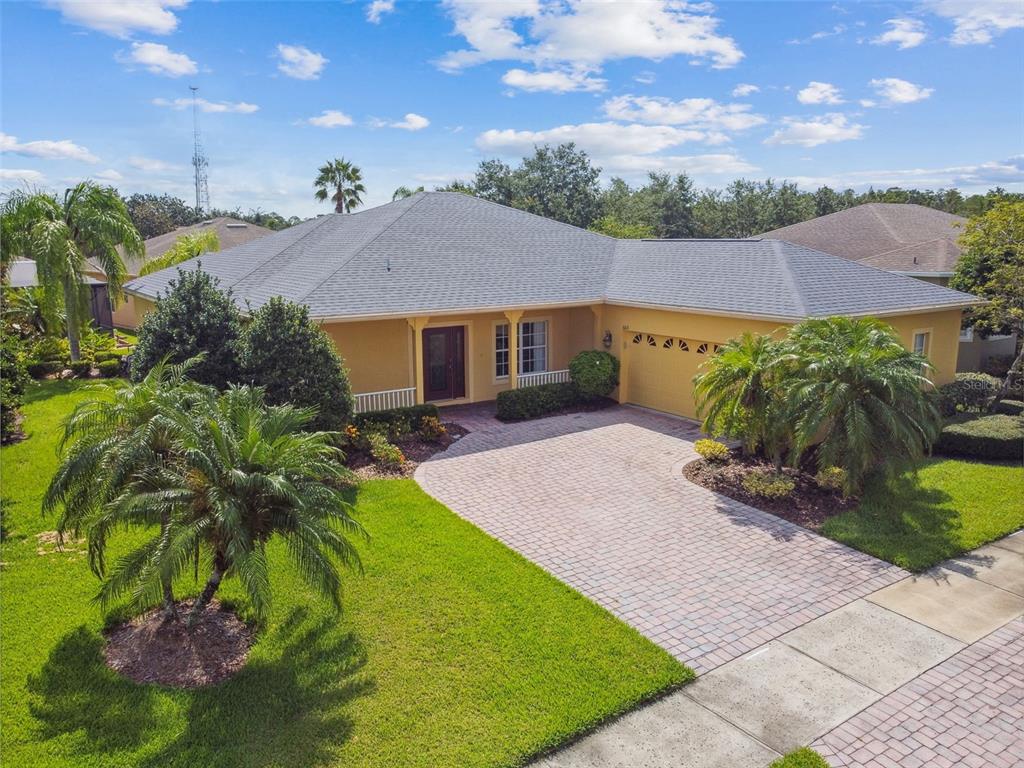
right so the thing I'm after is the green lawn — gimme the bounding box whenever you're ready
[823,457,1024,571]
[1,381,691,768]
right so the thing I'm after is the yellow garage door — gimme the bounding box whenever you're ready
[626,332,718,419]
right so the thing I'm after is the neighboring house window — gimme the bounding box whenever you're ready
[495,321,548,377]
[959,327,974,342]
[913,331,931,356]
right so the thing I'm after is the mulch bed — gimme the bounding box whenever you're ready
[104,599,252,688]
[347,421,470,479]
[683,453,856,531]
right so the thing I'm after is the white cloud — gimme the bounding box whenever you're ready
[0,132,99,162]
[872,18,928,49]
[373,113,431,131]
[93,169,123,181]
[437,0,743,81]
[0,169,46,184]
[46,0,187,38]
[366,0,395,23]
[602,152,758,175]
[787,156,1024,190]
[502,68,606,93]
[731,83,759,97]
[764,114,865,147]
[634,70,656,85]
[275,44,328,80]
[923,0,1024,45]
[797,81,844,105]
[602,95,766,132]
[118,41,197,77]
[477,122,721,156]
[787,24,846,45]
[307,109,354,128]
[127,155,183,172]
[869,77,934,104]
[152,97,259,113]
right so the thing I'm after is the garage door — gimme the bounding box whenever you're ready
[626,332,719,419]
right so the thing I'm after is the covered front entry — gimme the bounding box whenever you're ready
[423,326,466,402]
[625,331,715,419]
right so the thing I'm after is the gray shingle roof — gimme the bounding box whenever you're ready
[126,192,978,322]
[759,203,965,274]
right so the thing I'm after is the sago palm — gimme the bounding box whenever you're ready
[4,182,143,360]
[314,158,366,213]
[44,357,214,620]
[693,332,788,461]
[105,386,364,626]
[783,317,941,493]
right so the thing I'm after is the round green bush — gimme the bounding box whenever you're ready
[69,360,93,378]
[814,466,847,492]
[694,438,730,462]
[934,413,1024,460]
[97,359,122,378]
[569,350,620,399]
[238,296,353,431]
[937,372,1001,415]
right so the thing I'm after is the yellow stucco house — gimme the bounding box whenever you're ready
[125,192,979,420]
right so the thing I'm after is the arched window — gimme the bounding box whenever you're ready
[646,335,656,346]
[632,333,642,344]
[696,343,709,354]
[678,339,689,352]
[662,337,673,349]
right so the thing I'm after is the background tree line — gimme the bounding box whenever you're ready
[437,143,1022,238]
[124,193,303,239]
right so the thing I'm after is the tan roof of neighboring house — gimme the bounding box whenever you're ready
[97,216,276,277]
[759,203,966,275]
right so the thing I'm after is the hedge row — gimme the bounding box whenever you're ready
[496,382,581,421]
[934,413,1024,460]
[352,403,439,436]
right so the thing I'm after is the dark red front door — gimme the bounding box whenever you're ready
[423,326,466,402]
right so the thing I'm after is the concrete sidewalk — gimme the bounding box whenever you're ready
[533,532,1024,768]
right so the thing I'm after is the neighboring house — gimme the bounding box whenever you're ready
[8,258,113,328]
[86,216,275,329]
[760,203,1014,372]
[126,192,978,419]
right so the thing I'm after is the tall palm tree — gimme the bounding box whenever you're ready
[693,332,788,462]
[72,384,364,627]
[784,317,941,493]
[314,158,366,213]
[4,182,143,360]
[44,357,214,621]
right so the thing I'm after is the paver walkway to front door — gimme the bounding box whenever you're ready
[416,406,905,675]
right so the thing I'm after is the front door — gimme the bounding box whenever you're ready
[423,326,466,402]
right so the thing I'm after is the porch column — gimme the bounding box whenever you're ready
[407,316,430,404]
[590,304,605,350]
[618,325,631,404]
[504,309,524,389]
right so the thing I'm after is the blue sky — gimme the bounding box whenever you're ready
[2,1,1022,218]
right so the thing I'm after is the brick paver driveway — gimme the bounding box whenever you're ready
[416,406,906,674]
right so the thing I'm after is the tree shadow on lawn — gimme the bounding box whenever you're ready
[28,608,375,768]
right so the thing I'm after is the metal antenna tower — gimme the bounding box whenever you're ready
[190,85,210,216]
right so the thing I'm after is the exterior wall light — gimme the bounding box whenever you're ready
[602,330,613,349]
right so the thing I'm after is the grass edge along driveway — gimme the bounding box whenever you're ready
[1,380,691,768]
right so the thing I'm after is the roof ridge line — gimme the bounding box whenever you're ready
[215,213,338,297]
[296,192,431,305]
[429,190,617,241]
[870,204,906,245]
[771,240,808,316]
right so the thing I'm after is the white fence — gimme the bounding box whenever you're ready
[353,387,417,414]
[514,369,571,389]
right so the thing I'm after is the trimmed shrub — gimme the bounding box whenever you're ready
[741,470,795,499]
[353,404,439,438]
[94,351,121,364]
[131,267,242,388]
[496,382,580,421]
[239,297,353,432]
[367,431,405,468]
[994,399,1024,416]
[69,360,93,378]
[1,335,29,443]
[814,466,847,492]
[936,372,1001,415]
[419,415,447,443]
[569,350,620,399]
[694,438,730,462]
[26,360,62,378]
[934,414,1024,460]
[97,359,122,378]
